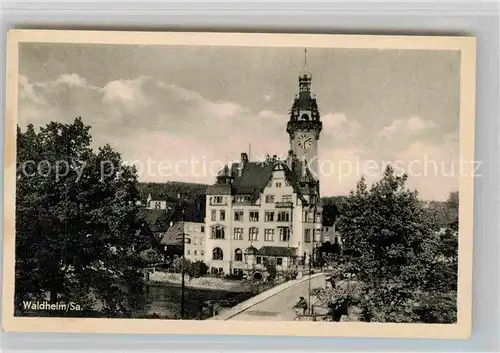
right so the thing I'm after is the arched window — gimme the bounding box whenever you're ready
[211,226,225,239]
[212,247,223,260]
[234,248,243,262]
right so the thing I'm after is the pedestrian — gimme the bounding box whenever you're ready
[293,296,308,316]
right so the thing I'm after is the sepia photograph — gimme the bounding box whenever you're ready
[3,30,476,338]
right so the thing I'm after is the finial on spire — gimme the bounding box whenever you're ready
[299,48,311,79]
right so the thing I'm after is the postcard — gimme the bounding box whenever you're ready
[3,30,476,338]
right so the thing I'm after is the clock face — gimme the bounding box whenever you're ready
[297,134,313,149]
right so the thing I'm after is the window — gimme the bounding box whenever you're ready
[193,237,198,245]
[276,182,282,188]
[233,228,244,240]
[256,256,262,264]
[234,248,243,262]
[211,210,216,221]
[235,195,250,203]
[265,195,275,203]
[187,250,191,255]
[154,201,161,209]
[282,194,292,202]
[249,211,259,222]
[200,237,204,245]
[315,212,321,223]
[220,210,226,221]
[305,229,311,243]
[218,267,224,275]
[276,257,283,266]
[279,227,291,242]
[194,250,197,256]
[212,196,224,204]
[249,227,259,241]
[201,250,205,256]
[314,229,321,242]
[325,226,329,232]
[234,210,244,221]
[265,211,275,222]
[277,211,290,222]
[212,247,223,260]
[264,229,275,241]
[306,211,314,223]
[201,226,205,232]
[211,226,225,239]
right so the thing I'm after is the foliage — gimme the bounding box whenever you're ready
[170,256,191,274]
[326,165,458,323]
[16,118,148,316]
[263,257,278,281]
[312,280,364,321]
[187,260,209,278]
[138,182,207,203]
[169,258,208,280]
[140,248,164,265]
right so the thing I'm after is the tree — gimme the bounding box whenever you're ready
[187,260,208,278]
[16,118,148,316]
[330,165,457,323]
[263,257,277,281]
[171,256,192,274]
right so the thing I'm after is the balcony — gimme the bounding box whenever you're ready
[209,201,228,206]
[275,201,293,208]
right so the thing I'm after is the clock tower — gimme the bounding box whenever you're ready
[286,49,322,179]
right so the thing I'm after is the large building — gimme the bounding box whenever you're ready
[204,53,325,276]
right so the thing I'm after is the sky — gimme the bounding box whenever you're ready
[18,43,461,200]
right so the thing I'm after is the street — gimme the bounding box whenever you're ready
[227,274,327,321]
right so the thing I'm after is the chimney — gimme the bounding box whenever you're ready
[239,152,248,176]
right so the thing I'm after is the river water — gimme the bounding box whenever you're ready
[140,283,253,320]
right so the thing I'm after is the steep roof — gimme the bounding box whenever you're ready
[208,157,319,204]
[231,162,275,196]
[160,221,184,246]
[138,209,172,233]
[257,246,297,257]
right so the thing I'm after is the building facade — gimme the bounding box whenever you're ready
[204,54,324,276]
[183,221,206,262]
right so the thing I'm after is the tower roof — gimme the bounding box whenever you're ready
[298,48,312,79]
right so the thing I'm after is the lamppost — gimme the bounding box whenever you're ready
[308,250,312,315]
[176,193,189,319]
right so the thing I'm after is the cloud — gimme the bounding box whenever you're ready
[18,74,458,200]
[378,116,436,138]
[18,74,289,185]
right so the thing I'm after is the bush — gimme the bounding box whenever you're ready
[171,256,192,273]
[188,261,209,278]
[263,258,277,281]
[224,273,244,280]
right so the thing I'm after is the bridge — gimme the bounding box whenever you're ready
[210,272,328,321]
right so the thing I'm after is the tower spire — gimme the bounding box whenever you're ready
[299,48,311,79]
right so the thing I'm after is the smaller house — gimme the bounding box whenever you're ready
[183,221,206,262]
[137,208,174,245]
[160,221,184,259]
